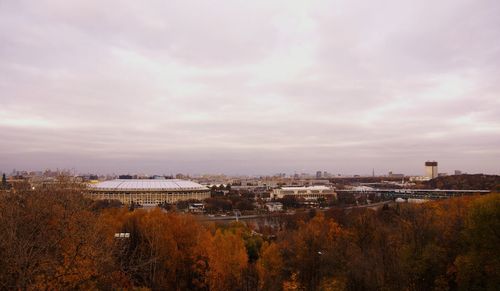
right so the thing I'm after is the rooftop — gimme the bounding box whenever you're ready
[89,179,207,190]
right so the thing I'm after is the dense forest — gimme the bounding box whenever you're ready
[0,183,498,290]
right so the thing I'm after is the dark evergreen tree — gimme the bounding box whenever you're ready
[1,174,6,189]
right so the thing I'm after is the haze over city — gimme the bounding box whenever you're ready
[1,0,500,175]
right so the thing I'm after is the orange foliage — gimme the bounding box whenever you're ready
[257,241,284,291]
[206,229,248,291]
[0,182,498,291]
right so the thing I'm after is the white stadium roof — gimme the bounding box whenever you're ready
[90,179,207,191]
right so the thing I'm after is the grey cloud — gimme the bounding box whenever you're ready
[0,0,499,175]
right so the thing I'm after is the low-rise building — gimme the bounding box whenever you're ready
[409,176,431,182]
[188,203,205,213]
[265,202,283,212]
[272,186,336,200]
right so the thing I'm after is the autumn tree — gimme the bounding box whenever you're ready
[455,194,500,290]
[113,208,212,290]
[257,242,284,291]
[0,180,117,289]
[283,213,346,290]
[342,208,404,290]
[205,229,248,291]
[0,179,497,291]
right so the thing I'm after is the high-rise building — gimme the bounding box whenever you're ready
[316,171,322,179]
[425,161,438,179]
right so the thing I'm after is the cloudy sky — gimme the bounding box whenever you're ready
[1,0,499,176]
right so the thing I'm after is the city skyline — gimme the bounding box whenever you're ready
[0,161,486,177]
[1,0,500,175]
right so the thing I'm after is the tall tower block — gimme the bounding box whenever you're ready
[425,161,438,179]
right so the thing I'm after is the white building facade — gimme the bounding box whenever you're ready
[87,179,210,205]
[272,185,337,200]
[425,161,438,179]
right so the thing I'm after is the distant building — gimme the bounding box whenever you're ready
[388,171,404,178]
[188,203,205,213]
[309,179,331,186]
[454,170,462,175]
[409,176,431,182]
[272,186,336,200]
[351,185,375,191]
[265,202,283,212]
[425,161,438,179]
[176,173,190,179]
[316,171,322,179]
[395,198,406,203]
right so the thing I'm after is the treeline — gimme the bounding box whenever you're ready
[423,174,500,191]
[0,184,498,290]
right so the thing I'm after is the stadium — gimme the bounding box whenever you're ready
[87,179,210,205]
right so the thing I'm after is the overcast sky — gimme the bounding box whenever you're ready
[1,0,499,176]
